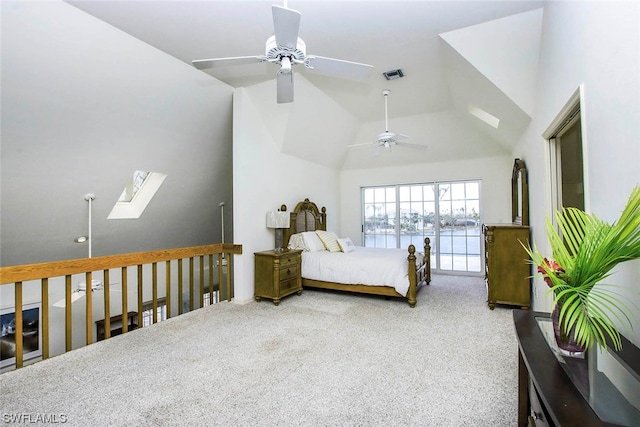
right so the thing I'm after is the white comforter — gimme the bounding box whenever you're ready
[301,247,424,296]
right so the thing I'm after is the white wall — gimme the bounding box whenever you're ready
[232,88,340,304]
[1,1,235,266]
[339,154,513,244]
[514,2,640,345]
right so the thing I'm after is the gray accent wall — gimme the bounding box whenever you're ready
[1,2,234,266]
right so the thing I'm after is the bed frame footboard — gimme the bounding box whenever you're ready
[406,237,431,307]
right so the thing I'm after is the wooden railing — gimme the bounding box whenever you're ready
[0,243,242,371]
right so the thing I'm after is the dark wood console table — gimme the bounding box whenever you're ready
[513,310,640,426]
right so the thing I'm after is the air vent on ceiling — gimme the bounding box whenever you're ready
[382,69,404,80]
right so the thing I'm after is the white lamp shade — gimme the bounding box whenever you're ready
[266,211,290,228]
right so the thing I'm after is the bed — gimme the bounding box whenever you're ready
[282,198,431,307]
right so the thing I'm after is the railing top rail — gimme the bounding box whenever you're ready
[0,243,242,284]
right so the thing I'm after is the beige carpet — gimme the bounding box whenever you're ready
[0,274,518,426]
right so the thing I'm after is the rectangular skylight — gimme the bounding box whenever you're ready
[468,103,500,128]
[108,171,167,219]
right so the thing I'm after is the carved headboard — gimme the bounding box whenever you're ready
[282,198,327,248]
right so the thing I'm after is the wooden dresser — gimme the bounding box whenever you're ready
[483,224,531,310]
[254,249,302,305]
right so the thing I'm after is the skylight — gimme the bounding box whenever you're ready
[108,170,167,219]
[468,104,500,129]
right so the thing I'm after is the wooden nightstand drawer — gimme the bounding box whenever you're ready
[280,278,299,293]
[280,254,299,266]
[279,264,298,280]
[254,249,303,306]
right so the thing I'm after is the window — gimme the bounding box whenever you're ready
[118,170,149,202]
[142,300,167,327]
[362,180,482,274]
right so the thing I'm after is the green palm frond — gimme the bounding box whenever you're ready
[526,185,640,351]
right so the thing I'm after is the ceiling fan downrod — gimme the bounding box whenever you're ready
[383,89,391,132]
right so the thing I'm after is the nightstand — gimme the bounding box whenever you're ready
[254,249,302,305]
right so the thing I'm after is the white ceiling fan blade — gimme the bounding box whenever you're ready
[53,291,85,308]
[394,133,410,142]
[192,56,264,71]
[305,56,374,80]
[372,145,385,157]
[272,5,301,49]
[277,69,294,103]
[400,141,427,150]
[347,141,375,148]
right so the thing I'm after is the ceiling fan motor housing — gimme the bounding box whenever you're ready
[265,35,306,66]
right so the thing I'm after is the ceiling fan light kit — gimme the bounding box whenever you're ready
[192,4,374,103]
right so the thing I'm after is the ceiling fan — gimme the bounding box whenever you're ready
[348,89,427,153]
[191,3,374,103]
[52,280,120,308]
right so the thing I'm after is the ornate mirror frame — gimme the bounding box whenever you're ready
[512,158,529,225]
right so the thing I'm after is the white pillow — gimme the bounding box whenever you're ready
[316,230,341,252]
[287,233,307,251]
[301,231,326,252]
[337,237,356,253]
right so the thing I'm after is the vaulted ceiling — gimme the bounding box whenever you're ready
[67,0,545,169]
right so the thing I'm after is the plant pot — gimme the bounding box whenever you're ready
[552,302,586,356]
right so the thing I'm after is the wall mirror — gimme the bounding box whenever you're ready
[512,158,529,225]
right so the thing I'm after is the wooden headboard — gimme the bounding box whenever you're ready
[282,198,327,248]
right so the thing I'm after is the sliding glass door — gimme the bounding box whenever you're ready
[362,180,482,274]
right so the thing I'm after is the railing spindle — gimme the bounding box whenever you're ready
[65,275,72,352]
[209,254,214,304]
[226,255,232,302]
[199,255,205,307]
[137,265,143,327]
[14,282,23,368]
[121,267,128,334]
[152,262,158,324]
[218,253,224,301]
[85,272,93,345]
[103,269,111,340]
[178,259,184,315]
[41,278,49,360]
[189,257,194,312]
[165,261,171,320]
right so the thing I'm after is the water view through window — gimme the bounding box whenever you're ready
[362,181,482,273]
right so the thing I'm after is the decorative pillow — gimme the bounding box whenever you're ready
[287,233,307,251]
[337,237,356,253]
[316,230,341,252]
[301,231,326,252]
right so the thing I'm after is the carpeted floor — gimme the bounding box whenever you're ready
[0,274,518,426]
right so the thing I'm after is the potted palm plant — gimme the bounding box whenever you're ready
[525,186,640,352]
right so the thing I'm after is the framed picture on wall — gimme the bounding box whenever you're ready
[0,303,42,369]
